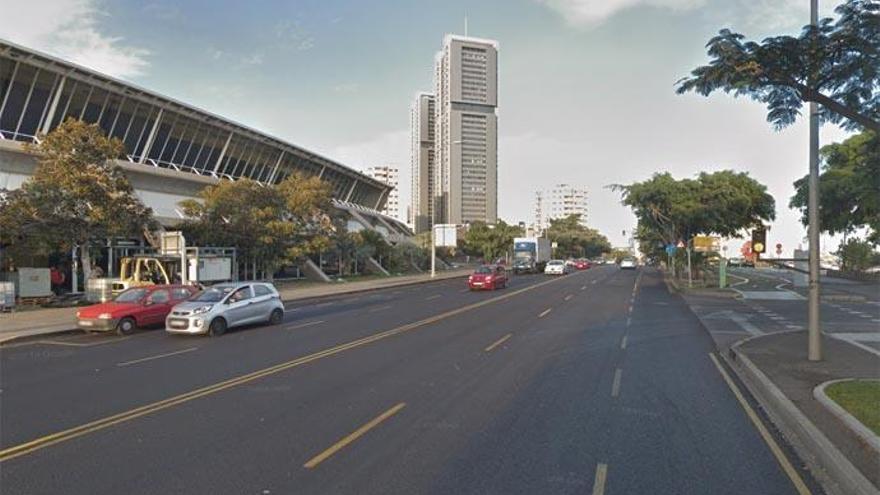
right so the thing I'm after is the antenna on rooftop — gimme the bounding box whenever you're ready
[464,16,468,37]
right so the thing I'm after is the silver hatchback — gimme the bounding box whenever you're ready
[166,282,285,336]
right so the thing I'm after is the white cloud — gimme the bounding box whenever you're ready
[537,0,706,27]
[0,0,149,78]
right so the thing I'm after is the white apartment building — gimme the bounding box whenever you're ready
[409,92,435,233]
[365,165,400,220]
[533,184,589,233]
[433,34,498,226]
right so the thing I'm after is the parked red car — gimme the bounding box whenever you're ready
[468,265,508,291]
[574,259,591,270]
[76,285,199,335]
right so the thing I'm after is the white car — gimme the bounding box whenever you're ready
[166,282,285,336]
[619,258,637,270]
[544,259,569,275]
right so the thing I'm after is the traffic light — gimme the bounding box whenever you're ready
[751,227,767,256]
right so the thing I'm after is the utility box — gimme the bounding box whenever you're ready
[12,268,52,298]
[0,281,15,310]
[188,257,232,283]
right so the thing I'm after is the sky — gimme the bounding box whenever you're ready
[0,0,855,254]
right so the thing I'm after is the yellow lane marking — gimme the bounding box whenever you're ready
[0,274,567,463]
[538,308,552,318]
[708,353,812,495]
[592,463,608,495]
[286,320,326,330]
[611,368,623,397]
[368,305,393,313]
[620,335,628,350]
[564,294,573,301]
[425,294,441,301]
[303,402,406,469]
[116,347,198,367]
[484,333,512,352]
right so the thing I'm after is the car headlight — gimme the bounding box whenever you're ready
[191,305,213,315]
[97,313,113,319]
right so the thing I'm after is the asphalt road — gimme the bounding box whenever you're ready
[0,266,821,494]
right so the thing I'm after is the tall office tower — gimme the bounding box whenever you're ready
[433,34,498,226]
[533,184,589,233]
[365,165,400,219]
[409,92,435,233]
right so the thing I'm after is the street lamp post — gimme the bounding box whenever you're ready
[807,0,822,361]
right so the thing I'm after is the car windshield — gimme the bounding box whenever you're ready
[114,288,148,303]
[192,285,235,302]
[548,260,563,265]
[474,266,493,274]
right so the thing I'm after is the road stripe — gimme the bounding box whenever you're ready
[286,320,325,330]
[459,288,470,293]
[581,285,587,290]
[303,403,406,469]
[592,463,608,495]
[611,369,622,397]
[368,305,393,313]
[620,335,628,349]
[564,294,573,301]
[626,316,631,327]
[708,353,812,495]
[425,294,442,301]
[538,308,552,318]
[32,336,132,348]
[0,273,567,463]
[116,347,198,367]
[484,333,512,352]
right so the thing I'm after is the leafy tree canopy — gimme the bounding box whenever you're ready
[677,0,880,131]
[461,220,524,261]
[0,119,155,268]
[614,170,775,251]
[545,214,612,259]
[790,130,880,243]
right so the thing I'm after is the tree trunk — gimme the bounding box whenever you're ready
[81,245,92,282]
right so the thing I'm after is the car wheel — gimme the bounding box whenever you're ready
[268,308,283,326]
[116,317,136,336]
[208,317,227,337]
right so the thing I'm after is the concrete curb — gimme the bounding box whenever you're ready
[0,270,471,346]
[814,379,880,454]
[726,339,880,495]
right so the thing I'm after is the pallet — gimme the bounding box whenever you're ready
[17,296,53,306]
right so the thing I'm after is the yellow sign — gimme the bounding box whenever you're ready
[693,235,720,253]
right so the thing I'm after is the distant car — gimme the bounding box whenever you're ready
[544,259,570,275]
[166,282,284,336]
[468,265,508,290]
[619,257,638,270]
[512,258,534,274]
[574,259,591,270]
[77,285,198,335]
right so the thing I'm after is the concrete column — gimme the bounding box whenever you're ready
[212,132,233,174]
[138,108,163,164]
[268,150,284,184]
[39,74,65,135]
[345,179,358,202]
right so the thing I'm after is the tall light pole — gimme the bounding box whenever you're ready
[807,0,822,361]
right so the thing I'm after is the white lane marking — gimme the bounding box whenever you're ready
[286,320,326,330]
[611,369,623,397]
[591,280,598,284]
[626,316,632,327]
[459,288,470,293]
[538,308,552,318]
[729,313,764,336]
[425,294,441,301]
[284,308,300,313]
[592,463,608,495]
[581,285,587,290]
[484,333,513,352]
[564,294,573,301]
[620,335,628,349]
[116,347,198,367]
[785,325,802,329]
[368,305,393,313]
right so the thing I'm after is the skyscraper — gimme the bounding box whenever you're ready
[433,34,498,226]
[533,184,589,233]
[365,165,400,220]
[410,92,435,233]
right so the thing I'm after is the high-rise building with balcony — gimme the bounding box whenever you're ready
[409,92,434,233]
[533,184,589,233]
[432,34,498,226]
[365,165,400,220]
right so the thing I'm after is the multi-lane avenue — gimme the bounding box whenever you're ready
[0,266,821,494]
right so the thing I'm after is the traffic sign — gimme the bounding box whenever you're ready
[665,244,677,255]
[676,240,685,249]
[693,235,720,253]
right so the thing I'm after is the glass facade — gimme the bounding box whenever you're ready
[0,42,388,210]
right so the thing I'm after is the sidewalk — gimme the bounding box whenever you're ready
[0,268,471,344]
[731,333,880,495]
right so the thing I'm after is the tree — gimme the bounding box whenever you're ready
[790,131,880,243]
[461,221,523,261]
[0,119,155,279]
[676,0,880,131]
[614,170,775,252]
[545,214,612,258]
[276,172,336,260]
